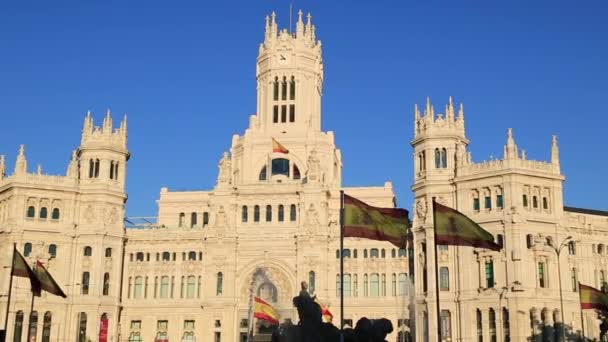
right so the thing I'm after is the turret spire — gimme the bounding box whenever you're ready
[296,10,304,38]
[457,102,465,122]
[504,128,519,160]
[446,96,455,121]
[414,104,420,121]
[14,144,27,175]
[551,135,560,166]
[0,155,5,179]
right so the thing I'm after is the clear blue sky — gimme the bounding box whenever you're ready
[1,1,607,216]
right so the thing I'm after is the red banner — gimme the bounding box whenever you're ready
[99,317,108,342]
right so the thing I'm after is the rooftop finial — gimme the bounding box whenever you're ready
[19,144,25,157]
[425,97,432,119]
[36,164,42,175]
[14,144,27,175]
[504,128,518,160]
[0,155,5,179]
[414,104,420,120]
[551,135,560,166]
[458,102,465,122]
[296,9,304,38]
[447,96,455,120]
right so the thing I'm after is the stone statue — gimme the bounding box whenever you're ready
[217,152,232,186]
[416,198,427,221]
[306,149,321,182]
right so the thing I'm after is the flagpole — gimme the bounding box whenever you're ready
[2,244,16,342]
[579,283,585,340]
[339,190,345,342]
[25,286,35,342]
[432,200,441,342]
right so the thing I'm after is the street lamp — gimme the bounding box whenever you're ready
[548,235,573,342]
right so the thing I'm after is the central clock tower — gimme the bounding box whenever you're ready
[255,10,324,136]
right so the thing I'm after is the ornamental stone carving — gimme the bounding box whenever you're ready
[217,152,232,186]
[306,149,321,182]
[105,206,118,225]
[84,204,96,223]
[304,204,319,235]
[416,198,427,221]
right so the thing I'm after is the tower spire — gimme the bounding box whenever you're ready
[446,96,454,121]
[551,135,560,165]
[14,144,27,175]
[504,128,518,160]
[296,9,304,38]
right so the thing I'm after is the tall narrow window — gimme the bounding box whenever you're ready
[242,206,248,223]
[160,276,169,298]
[89,159,94,178]
[485,196,492,209]
[51,208,60,220]
[110,161,115,179]
[568,241,576,255]
[571,268,578,292]
[179,213,185,227]
[370,273,379,297]
[273,77,279,101]
[103,272,110,296]
[289,76,295,100]
[293,165,301,179]
[289,104,295,122]
[187,276,196,298]
[542,197,548,210]
[503,308,510,342]
[485,260,494,288]
[290,204,296,222]
[381,249,386,258]
[538,262,547,288]
[27,206,35,218]
[476,309,483,342]
[39,207,48,219]
[309,271,315,295]
[364,274,368,297]
[216,272,223,296]
[489,308,497,342]
[532,196,538,208]
[281,105,287,122]
[94,159,100,178]
[440,310,451,340]
[441,148,447,168]
[278,205,284,222]
[134,276,143,298]
[281,76,287,101]
[496,195,504,209]
[266,205,272,222]
[48,244,57,258]
[14,311,24,342]
[78,312,87,342]
[398,273,408,295]
[336,274,340,297]
[203,212,209,226]
[440,267,449,291]
[370,248,379,258]
[191,212,197,227]
[343,274,352,297]
[254,205,260,222]
[496,234,504,249]
[435,148,441,168]
[273,106,278,123]
[391,274,397,296]
[114,162,119,180]
[24,243,33,257]
[381,274,386,296]
[82,272,90,295]
[41,312,52,342]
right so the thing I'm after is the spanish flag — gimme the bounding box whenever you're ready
[272,138,289,154]
[34,261,67,298]
[11,247,41,295]
[343,194,410,248]
[254,297,280,324]
[314,297,334,323]
[580,283,608,311]
[433,201,501,251]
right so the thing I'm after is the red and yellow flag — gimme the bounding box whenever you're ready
[343,194,410,248]
[314,297,333,323]
[254,297,280,324]
[580,283,608,311]
[34,261,67,298]
[433,201,501,251]
[272,138,289,154]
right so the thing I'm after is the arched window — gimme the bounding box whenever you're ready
[336,249,340,259]
[440,267,449,291]
[398,248,407,257]
[543,197,548,210]
[489,308,497,341]
[134,276,143,298]
[105,248,112,258]
[89,159,95,178]
[441,148,447,168]
[568,241,576,255]
[187,276,196,298]
[281,76,287,101]
[335,274,340,297]
[110,161,115,179]
[14,311,24,342]
[242,206,248,223]
[293,165,301,179]
[51,208,60,220]
[363,249,368,258]
[271,158,290,177]
[216,272,223,296]
[27,206,35,218]
[48,244,57,258]
[254,205,260,222]
[309,271,315,295]
[381,274,386,296]
[273,77,279,101]
[523,194,528,207]
[381,249,386,258]
[203,212,209,226]
[136,252,144,261]
[532,196,538,208]
[278,205,284,222]
[94,159,100,178]
[42,311,52,342]
[290,204,296,221]
[289,104,295,123]
[77,312,87,342]
[39,207,48,219]
[188,251,196,261]
[343,274,352,297]
[84,246,92,256]
[190,212,197,227]
[353,274,358,297]
[435,148,441,168]
[353,249,358,258]
[391,249,396,258]
[259,166,267,181]
[398,273,408,295]
[178,213,185,227]
[273,105,279,123]
[160,276,170,298]
[440,310,452,340]
[27,311,38,342]
[342,249,351,258]
[496,234,504,248]
[103,273,110,296]
[370,248,379,258]
[266,205,272,222]
[476,309,483,341]
[526,234,534,249]
[162,252,171,261]
[289,76,296,100]
[24,242,32,257]
[82,272,90,295]
[391,274,397,296]
[370,274,379,297]
[363,274,368,297]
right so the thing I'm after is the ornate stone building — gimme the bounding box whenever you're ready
[411,98,608,341]
[1,11,412,342]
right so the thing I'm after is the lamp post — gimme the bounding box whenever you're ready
[548,235,573,342]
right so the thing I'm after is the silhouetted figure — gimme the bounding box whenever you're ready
[293,293,322,342]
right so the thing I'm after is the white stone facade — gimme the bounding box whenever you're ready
[1,9,606,342]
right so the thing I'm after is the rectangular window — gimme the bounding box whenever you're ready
[130,320,141,330]
[485,261,494,288]
[533,196,538,208]
[289,105,295,122]
[538,262,546,288]
[273,105,278,123]
[281,105,287,122]
[82,272,90,295]
[484,196,491,209]
[438,245,448,253]
[473,198,480,212]
[184,320,195,330]
[523,194,528,207]
[214,332,221,342]
[496,195,503,209]
[440,267,449,291]
[440,310,451,339]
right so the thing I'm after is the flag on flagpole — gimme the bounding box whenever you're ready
[314,297,334,323]
[433,201,501,251]
[579,283,608,311]
[343,194,410,247]
[272,138,289,154]
[11,247,41,294]
[253,297,280,324]
[33,261,67,298]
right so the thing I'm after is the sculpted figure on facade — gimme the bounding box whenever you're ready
[415,198,427,223]
[304,204,319,235]
[105,206,118,225]
[84,204,96,223]
[217,152,232,186]
[306,149,321,182]
[215,205,227,237]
